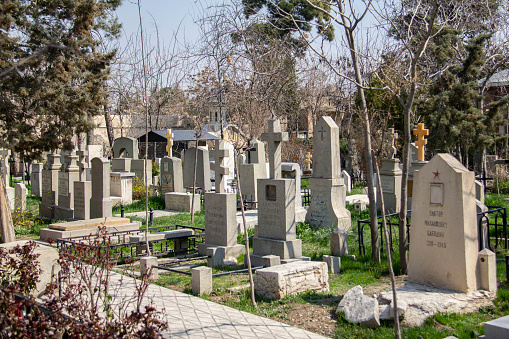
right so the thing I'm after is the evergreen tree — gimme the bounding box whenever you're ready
[0,0,121,162]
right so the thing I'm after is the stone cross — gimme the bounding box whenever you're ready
[413,123,429,161]
[165,129,174,157]
[261,119,288,179]
[317,125,327,141]
[210,140,229,193]
[304,152,312,171]
[76,149,88,181]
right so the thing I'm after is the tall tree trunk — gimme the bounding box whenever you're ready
[398,105,411,274]
[234,154,257,307]
[342,23,380,262]
[374,157,401,339]
[104,94,115,155]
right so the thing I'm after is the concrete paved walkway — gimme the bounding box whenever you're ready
[109,271,328,338]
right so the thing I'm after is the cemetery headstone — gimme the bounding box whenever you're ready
[14,183,26,213]
[90,158,112,218]
[408,153,496,293]
[31,163,43,197]
[112,158,131,172]
[377,128,402,213]
[183,146,211,191]
[160,156,184,195]
[198,140,244,262]
[250,119,308,266]
[131,159,153,186]
[55,154,79,220]
[39,153,61,219]
[113,137,139,159]
[282,162,307,222]
[239,139,267,203]
[110,171,135,206]
[303,151,312,176]
[0,149,14,210]
[341,170,352,193]
[305,116,351,230]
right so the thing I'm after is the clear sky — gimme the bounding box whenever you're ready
[115,0,219,47]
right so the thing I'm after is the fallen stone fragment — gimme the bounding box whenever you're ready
[337,285,380,328]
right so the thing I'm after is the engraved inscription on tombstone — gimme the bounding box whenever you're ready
[266,185,277,201]
[380,177,395,194]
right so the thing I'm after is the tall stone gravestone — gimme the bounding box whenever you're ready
[377,128,402,213]
[39,153,61,219]
[341,170,351,193]
[160,156,184,195]
[55,154,79,220]
[250,120,308,266]
[239,139,267,203]
[281,162,307,222]
[408,154,496,293]
[306,117,351,230]
[0,149,14,210]
[74,150,91,220]
[14,183,26,213]
[183,146,211,191]
[198,140,244,262]
[90,158,112,218]
[31,163,43,197]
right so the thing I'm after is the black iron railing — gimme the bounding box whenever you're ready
[478,206,508,253]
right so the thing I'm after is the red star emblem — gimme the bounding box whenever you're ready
[433,170,440,179]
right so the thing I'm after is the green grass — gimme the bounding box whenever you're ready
[112,196,165,214]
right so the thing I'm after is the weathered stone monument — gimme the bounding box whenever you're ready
[183,146,211,191]
[131,159,152,186]
[73,149,91,220]
[377,128,402,213]
[250,119,307,266]
[39,153,61,219]
[55,153,79,220]
[90,158,112,219]
[239,139,267,203]
[341,170,352,193]
[306,117,351,230]
[408,153,497,293]
[14,183,26,213]
[281,162,307,222]
[31,163,43,197]
[110,172,134,206]
[0,149,14,210]
[160,157,184,195]
[113,137,139,159]
[198,140,244,263]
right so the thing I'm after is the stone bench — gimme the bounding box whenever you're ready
[254,261,329,300]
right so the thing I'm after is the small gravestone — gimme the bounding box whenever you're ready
[282,162,307,222]
[160,156,184,195]
[39,153,61,219]
[110,172,135,205]
[112,158,131,172]
[250,120,308,266]
[14,183,26,213]
[408,154,496,293]
[305,116,351,230]
[198,140,244,262]
[90,158,112,219]
[341,170,352,193]
[0,149,14,210]
[183,147,211,191]
[131,159,152,186]
[31,163,43,197]
[377,128,402,213]
[113,137,139,159]
[55,154,79,220]
[239,139,267,203]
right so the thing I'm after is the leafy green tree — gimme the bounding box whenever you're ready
[0,0,121,162]
[417,32,505,166]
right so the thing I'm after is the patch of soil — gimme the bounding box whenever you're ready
[274,299,338,337]
[363,275,407,297]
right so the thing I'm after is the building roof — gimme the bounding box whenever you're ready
[138,130,220,143]
[479,69,509,88]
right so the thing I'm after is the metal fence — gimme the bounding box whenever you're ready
[56,224,204,263]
